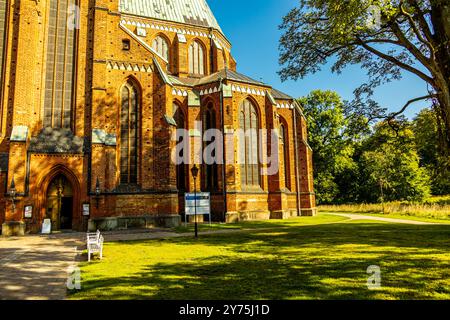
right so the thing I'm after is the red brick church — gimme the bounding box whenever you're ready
[0,0,316,236]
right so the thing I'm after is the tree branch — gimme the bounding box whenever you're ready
[399,1,435,54]
[389,18,434,71]
[387,94,438,119]
[407,0,435,44]
[355,37,435,85]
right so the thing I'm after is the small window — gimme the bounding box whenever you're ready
[122,39,130,51]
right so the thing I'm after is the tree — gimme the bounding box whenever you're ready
[279,0,450,153]
[298,90,363,203]
[413,108,450,194]
[360,121,431,202]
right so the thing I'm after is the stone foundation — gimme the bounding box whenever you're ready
[301,208,318,217]
[270,210,299,220]
[2,222,26,237]
[226,211,271,223]
[88,215,181,232]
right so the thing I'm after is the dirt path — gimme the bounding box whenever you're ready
[326,213,446,225]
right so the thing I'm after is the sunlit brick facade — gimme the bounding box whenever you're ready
[0,0,316,236]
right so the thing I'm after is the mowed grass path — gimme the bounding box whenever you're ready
[70,214,450,300]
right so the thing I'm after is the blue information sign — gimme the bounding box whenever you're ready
[184,192,211,226]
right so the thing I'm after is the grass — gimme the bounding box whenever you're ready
[366,213,450,224]
[173,214,348,233]
[320,196,450,221]
[69,214,450,300]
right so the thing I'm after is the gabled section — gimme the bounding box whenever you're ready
[119,22,169,64]
[153,57,173,86]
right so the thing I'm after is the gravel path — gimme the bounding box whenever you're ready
[326,213,447,225]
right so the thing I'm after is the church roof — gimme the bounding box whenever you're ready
[119,0,222,32]
[29,128,85,154]
[197,69,268,87]
[271,88,293,100]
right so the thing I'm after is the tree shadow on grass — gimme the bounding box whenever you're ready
[77,254,449,300]
[73,223,450,300]
[157,222,450,253]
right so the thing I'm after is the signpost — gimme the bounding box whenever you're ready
[185,192,211,227]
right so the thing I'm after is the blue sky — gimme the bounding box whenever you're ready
[208,0,430,119]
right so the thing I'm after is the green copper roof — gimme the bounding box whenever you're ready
[119,0,222,32]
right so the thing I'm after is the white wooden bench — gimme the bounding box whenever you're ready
[86,230,104,262]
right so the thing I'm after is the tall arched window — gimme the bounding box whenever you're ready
[152,35,169,62]
[0,0,7,97]
[174,103,187,191]
[120,81,139,185]
[239,99,260,187]
[203,104,218,191]
[43,0,77,129]
[188,40,205,75]
[280,124,291,190]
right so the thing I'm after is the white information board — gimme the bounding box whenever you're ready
[42,219,52,234]
[185,192,211,225]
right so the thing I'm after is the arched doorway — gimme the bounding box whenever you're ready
[45,175,74,230]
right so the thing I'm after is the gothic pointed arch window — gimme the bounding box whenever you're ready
[120,80,140,185]
[280,123,291,190]
[203,103,218,191]
[174,102,187,192]
[0,0,7,99]
[43,0,77,129]
[152,35,169,63]
[188,40,205,75]
[239,99,260,187]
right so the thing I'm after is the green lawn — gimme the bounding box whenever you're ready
[366,213,450,224]
[70,214,450,300]
[321,211,450,224]
[173,213,348,233]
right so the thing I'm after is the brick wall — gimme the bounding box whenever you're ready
[0,0,316,233]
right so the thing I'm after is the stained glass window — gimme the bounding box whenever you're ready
[204,104,218,191]
[188,40,205,75]
[239,99,260,187]
[280,124,291,190]
[152,35,169,62]
[0,0,8,104]
[120,81,139,185]
[43,0,77,128]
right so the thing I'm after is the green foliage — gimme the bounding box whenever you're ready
[279,0,450,152]
[300,90,436,204]
[359,121,431,202]
[299,90,363,204]
[413,109,450,195]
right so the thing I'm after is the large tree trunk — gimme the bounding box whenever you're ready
[436,93,450,155]
[431,1,450,153]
